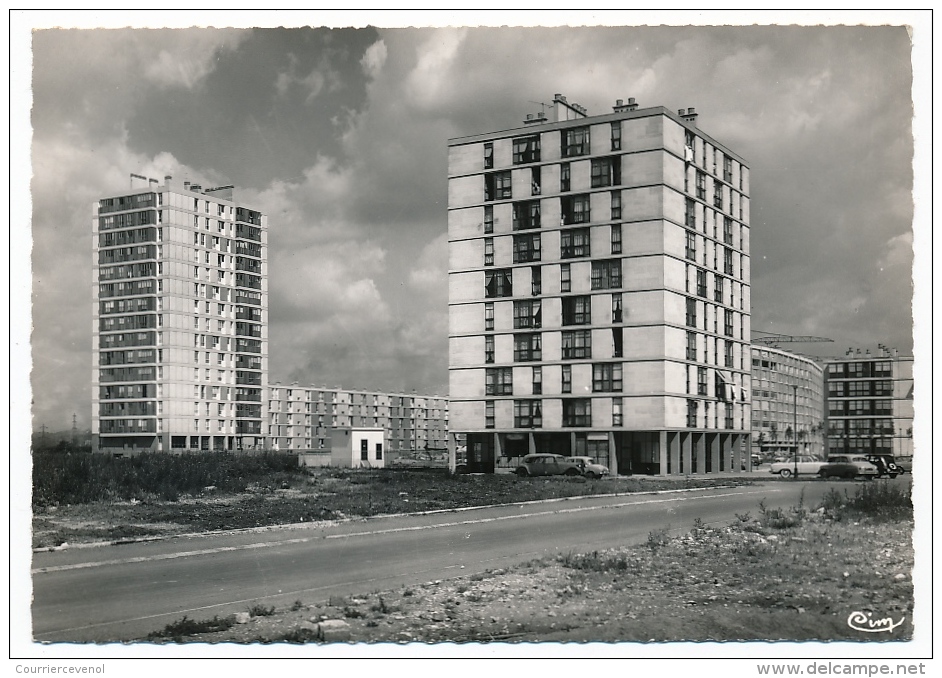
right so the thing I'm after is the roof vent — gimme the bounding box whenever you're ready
[680,107,699,125]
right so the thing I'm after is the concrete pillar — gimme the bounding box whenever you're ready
[710,433,721,473]
[529,432,537,455]
[695,433,706,474]
[658,430,668,476]
[570,432,577,456]
[669,432,681,476]
[682,432,692,475]
[608,432,618,476]
[447,432,457,473]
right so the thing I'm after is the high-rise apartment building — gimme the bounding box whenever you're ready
[825,348,914,462]
[749,346,825,459]
[92,176,269,454]
[447,95,751,475]
[267,383,448,454]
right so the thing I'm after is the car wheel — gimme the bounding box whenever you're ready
[565,467,580,476]
[889,474,898,479]
[585,471,598,479]
[515,467,529,478]
[818,469,828,479]
[779,468,792,478]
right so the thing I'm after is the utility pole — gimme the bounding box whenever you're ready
[40,424,47,446]
[792,384,798,480]
[71,413,78,446]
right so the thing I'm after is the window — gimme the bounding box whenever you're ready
[687,332,697,361]
[513,333,542,362]
[560,227,591,258]
[697,367,708,396]
[562,364,572,393]
[485,367,513,395]
[696,172,706,200]
[485,335,495,363]
[612,327,623,357]
[723,154,733,183]
[685,231,696,260]
[484,238,494,266]
[562,295,592,325]
[561,329,592,359]
[611,122,622,151]
[513,233,541,263]
[612,397,623,426]
[593,363,623,392]
[513,135,541,164]
[484,302,494,331]
[561,126,590,157]
[612,293,623,322]
[531,266,542,295]
[532,366,542,394]
[376,443,383,460]
[591,156,621,188]
[561,195,590,224]
[514,400,542,428]
[696,268,707,297]
[484,205,494,233]
[725,340,734,368]
[724,247,734,275]
[611,192,622,221]
[687,400,699,428]
[513,299,542,329]
[714,275,724,303]
[484,142,494,169]
[485,268,512,297]
[591,259,622,290]
[611,224,622,254]
[560,263,571,293]
[560,163,571,192]
[563,399,591,427]
[713,184,723,209]
[485,171,512,201]
[724,309,734,337]
[485,401,495,428]
[723,217,733,245]
[685,130,696,162]
[513,200,541,230]
[531,167,541,196]
[686,298,698,327]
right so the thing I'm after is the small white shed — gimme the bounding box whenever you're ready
[330,427,386,469]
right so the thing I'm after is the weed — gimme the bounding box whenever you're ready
[146,615,234,640]
[692,517,705,530]
[370,597,391,614]
[759,499,804,530]
[402,588,415,597]
[559,550,634,572]
[247,603,275,617]
[820,481,913,521]
[290,600,304,612]
[343,606,365,619]
[328,595,347,607]
[734,511,752,523]
[275,627,319,644]
[647,526,672,550]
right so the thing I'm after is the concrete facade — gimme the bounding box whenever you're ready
[447,95,751,475]
[93,177,269,454]
[330,427,386,468]
[267,383,448,455]
[749,346,825,459]
[824,348,914,463]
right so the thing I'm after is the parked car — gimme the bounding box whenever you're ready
[769,455,825,478]
[569,456,610,479]
[819,455,879,480]
[864,453,904,478]
[515,454,584,477]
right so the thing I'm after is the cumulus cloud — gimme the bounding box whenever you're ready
[360,39,387,79]
[274,52,341,104]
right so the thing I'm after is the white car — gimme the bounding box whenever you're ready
[569,456,610,479]
[769,455,825,478]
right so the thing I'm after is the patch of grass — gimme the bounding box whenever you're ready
[290,600,304,612]
[343,606,365,619]
[646,526,671,549]
[818,481,912,521]
[146,615,234,641]
[558,549,635,572]
[274,627,319,644]
[247,603,276,617]
[370,597,392,614]
[758,498,805,529]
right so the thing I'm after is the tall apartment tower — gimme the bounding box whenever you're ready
[92,176,269,454]
[447,95,751,475]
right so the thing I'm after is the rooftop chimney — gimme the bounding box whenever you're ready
[681,107,699,125]
[184,180,191,190]
[164,175,172,188]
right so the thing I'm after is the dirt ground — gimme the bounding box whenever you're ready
[144,513,914,645]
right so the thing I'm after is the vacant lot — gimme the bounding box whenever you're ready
[145,483,915,644]
[31,452,754,548]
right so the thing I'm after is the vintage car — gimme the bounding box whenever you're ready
[515,453,585,477]
[819,455,879,479]
[768,455,825,478]
[864,453,905,478]
[568,456,610,479]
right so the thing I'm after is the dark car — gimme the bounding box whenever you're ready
[819,455,879,480]
[864,454,904,478]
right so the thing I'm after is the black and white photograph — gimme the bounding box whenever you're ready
[9,9,933,669]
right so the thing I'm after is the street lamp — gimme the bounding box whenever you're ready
[792,383,798,480]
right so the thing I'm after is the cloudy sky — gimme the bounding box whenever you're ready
[17,13,926,432]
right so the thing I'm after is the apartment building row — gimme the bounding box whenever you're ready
[267,383,449,455]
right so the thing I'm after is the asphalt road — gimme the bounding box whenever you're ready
[31,478,854,643]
